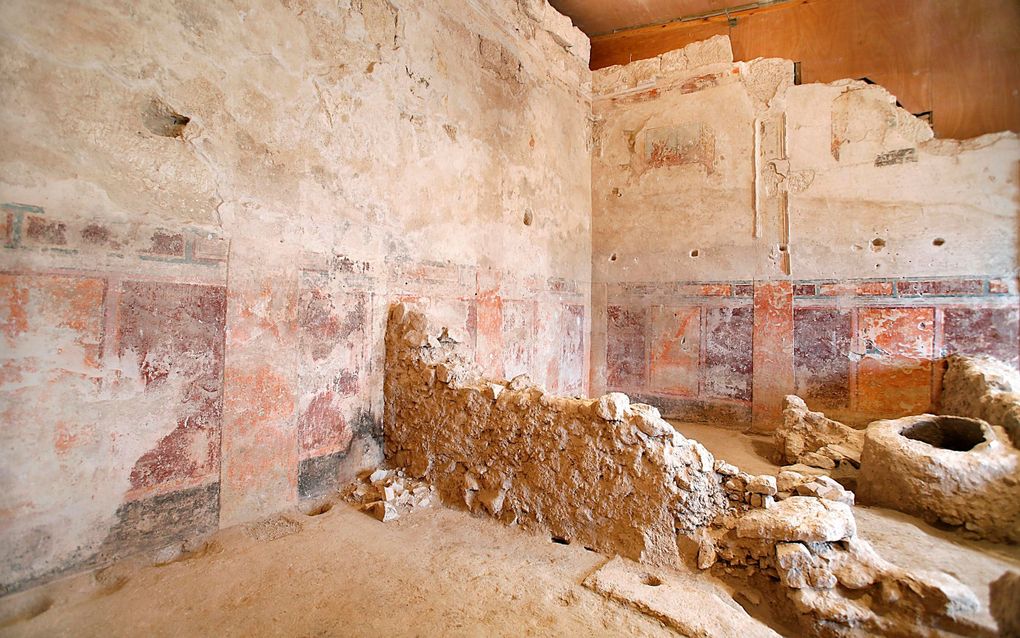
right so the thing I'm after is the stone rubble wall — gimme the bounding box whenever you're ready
[941,355,1020,448]
[775,396,864,470]
[384,303,728,565]
[385,305,983,637]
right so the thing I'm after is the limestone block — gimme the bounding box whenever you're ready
[736,497,855,542]
[595,392,630,421]
[775,396,864,468]
[365,501,399,522]
[629,403,674,437]
[714,460,739,477]
[746,475,777,495]
[990,571,1020,637]
[940,354,1020,448]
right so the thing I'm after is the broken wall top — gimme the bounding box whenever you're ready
[590,34,1020,283]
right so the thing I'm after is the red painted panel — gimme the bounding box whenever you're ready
[942,306,1019,365]
[118,281,227,493]
[705,306,753,401]
[555,303,586,395]
[296,288,369,459]
[501,299,537,380]
[649,306,700,396]
[857,307,935,416]
[1,273,106,375]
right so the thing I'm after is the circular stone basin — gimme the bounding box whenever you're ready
[900,416,987,452]
[858,414,1020,542]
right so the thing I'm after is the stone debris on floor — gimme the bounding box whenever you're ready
[341,467,436,523]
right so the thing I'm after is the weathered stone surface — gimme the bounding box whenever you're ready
[775,396,865,469]
[736,497,855,542]
[364,501,399,523]
[385,305,726,565]
[940,354,1020,448]
[387,305,980,637]
[746,475,777,496]
[858,414,1020,543]
[584,556,782,638]
[794,476,854,506]
[0,0,593,592]
[990,571,1020,637]
[589,32,1020,433]
[629,403,674,437]
[595,392,630,421]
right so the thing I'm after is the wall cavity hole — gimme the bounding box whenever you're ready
[304,501,333,517]
[522,210,534,226]
[779,244,788,253]
[933,238,945,246]
[551,536,570,545]
[870,238,886,251]
[142,98,190,138]
[901,416,986,452]
[690,249,700,258]
[609,253,618,262]
[641,574,663,587]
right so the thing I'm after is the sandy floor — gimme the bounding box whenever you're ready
[2,422,1018,637]
[0,500,690,638]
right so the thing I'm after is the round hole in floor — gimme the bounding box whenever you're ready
[641,574,662,587]
[933,238,945,246]
[609,253,618,262]
[871,238,886,249]
[690,249,699,258]
[900,416,986,452]
[522,210,534,226]
[305,501,334,517]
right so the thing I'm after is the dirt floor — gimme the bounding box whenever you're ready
[2,422,1018,637]
[0,495,722,637]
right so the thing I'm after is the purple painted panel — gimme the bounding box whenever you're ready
[607,305,647,389]
[703,306,752,401]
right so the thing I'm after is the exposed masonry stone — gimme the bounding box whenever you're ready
[990,571,1020,637]
[385,303,726,565]
[940,354,1020,448]
[385,305,981,637]
[776,395,864,469]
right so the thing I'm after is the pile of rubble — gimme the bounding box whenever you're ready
[777,379,1020,544]
[775,395,864,473]
[341,467,435,523]
[716,462,854,509]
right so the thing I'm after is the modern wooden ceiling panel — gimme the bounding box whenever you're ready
[547,0,747,36]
